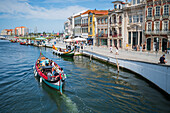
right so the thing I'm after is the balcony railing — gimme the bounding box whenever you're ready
[144,30,170,35]
[162,14,169,19]
[96,34,108,37]
[146,16,152,21]
[154,15,160,20]
[144,30,152,34]
[81,23,88,27]
[112,34,117,37]
[103,34,108,37]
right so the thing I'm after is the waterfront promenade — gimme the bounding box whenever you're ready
[54,41,170,66]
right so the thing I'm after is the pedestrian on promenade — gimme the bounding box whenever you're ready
[159,54,167,64]
[142,44,145,52]
[140,45,142,52]
[110,46,113,53]
[115,46,119,55]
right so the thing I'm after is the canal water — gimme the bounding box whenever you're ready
[0,40,170,113]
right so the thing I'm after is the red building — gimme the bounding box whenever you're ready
[144,0,170,52]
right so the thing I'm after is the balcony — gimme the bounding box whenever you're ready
[152,30,160,34]
[146,16,152,21]
[154,15,161,20]
[112,34,118,37]
[119,34,122,36]
[160,30,170,34]
[162,14,169,19]
[103,34,108,37]
[144,30,152,34]
[81,23,88,27]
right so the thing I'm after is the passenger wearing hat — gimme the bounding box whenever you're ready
[159,54,167,64]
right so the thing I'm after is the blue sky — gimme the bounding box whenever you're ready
[0,0,122,33]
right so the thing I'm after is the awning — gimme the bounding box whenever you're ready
[35,37,46,40]
[87,38,93,40]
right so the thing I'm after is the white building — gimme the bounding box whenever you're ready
[123,0,145,50]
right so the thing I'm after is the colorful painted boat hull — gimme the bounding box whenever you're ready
[53,49,74,57]
[34,53,66,94]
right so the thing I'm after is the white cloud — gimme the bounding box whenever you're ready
[0,0,88,20]
[43,0,92,3]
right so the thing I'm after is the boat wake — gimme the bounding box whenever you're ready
[61,94,79,113]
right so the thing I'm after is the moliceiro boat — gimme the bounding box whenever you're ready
[52,45,74,57]
[33,52,67,94]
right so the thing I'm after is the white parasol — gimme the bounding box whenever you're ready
[64,39,73,42]
[73,37,86,42]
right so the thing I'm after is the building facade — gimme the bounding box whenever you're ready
[123,0,145,50]
[64,21,70,39]
[15,26,28,36]
[96,14,108,46]
[144,0,170,52]
[108,1,124,48]
[87,10,108,45]
[81,13,88,39]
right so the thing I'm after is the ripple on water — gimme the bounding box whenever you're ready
[0,41,170,113]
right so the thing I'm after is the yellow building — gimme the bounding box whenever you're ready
[85,10,108,45]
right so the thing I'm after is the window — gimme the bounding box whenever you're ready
[148,22,152,31]
[137,0,140,4]
[90,28,92,35]
[119,5,121,9]
[119,16,122,23]
[164,21,168,31]
[98,19,100,24]
[119,28,121,34]
[90,16,92,22]
[133,15,137,23]
[129,15,132,23]
[128,32,131,44]
[140,15,143,23]
[155,6,160,16]
[82,28,88,33]
[102,18,104,24]
[155,22,160,31]
[114,5,117,9]
[105,29,108,34]
[98,29,100,34]
[105,18,108,24]
[114,16,116,23]
[133,0,136,5]
[101,29,104,36]
[148,8,152,17]
[85,19,88,24]
[137,15,139,23]
[164,5,169,15]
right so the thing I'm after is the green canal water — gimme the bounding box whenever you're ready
[0,40,170,113]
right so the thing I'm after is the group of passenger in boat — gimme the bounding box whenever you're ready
[37,57,64,81]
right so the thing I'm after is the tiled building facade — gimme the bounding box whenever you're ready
[144,0,170,52]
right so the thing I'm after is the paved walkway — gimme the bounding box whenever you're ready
[84,46,170,66]
[54,41,170,66]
